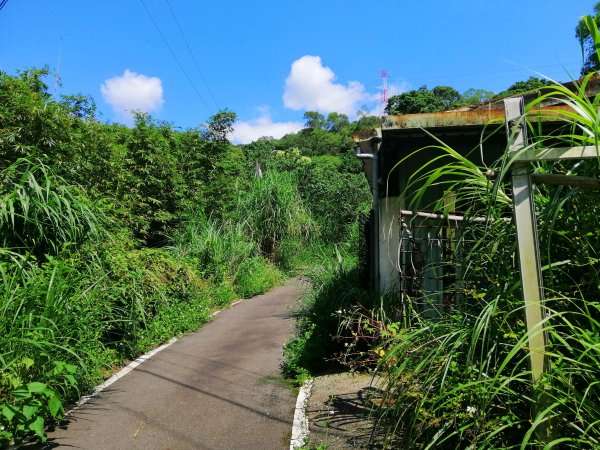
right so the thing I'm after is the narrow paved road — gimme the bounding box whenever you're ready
[43,280,304,450]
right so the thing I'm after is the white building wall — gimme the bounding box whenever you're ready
[378,196,402,294]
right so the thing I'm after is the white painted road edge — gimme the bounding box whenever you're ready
[66,302,244,416]
[290,378,313,449]
[66,337,179,415]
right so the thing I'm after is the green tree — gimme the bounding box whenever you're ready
[303,111,326,130]
[124,113,184,246]
[325,112,350,133]
[175,127,209,206]
[352,114,381,133]
[0,68,133,225]
[576,2,600,74]
[461,88,495,105]
[198,111,250,218]
[0,67,71,167]
[385,85,462,115]
[240,137,277,178]
[296,155,371,242]
[202,110,236,143]
[279,127,353,156]
[59,94,97,120]
[493,76,552,99]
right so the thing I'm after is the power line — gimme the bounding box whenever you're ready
[0,0,9,11]
[139,0,212,114]
[165,0,220,110]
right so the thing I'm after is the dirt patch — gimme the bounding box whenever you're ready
[305,372,386,449]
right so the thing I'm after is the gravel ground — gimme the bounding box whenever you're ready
[304,372,386,449]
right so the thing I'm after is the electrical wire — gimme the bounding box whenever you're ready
[140,0,580,144]
[0,0,9,11]
[139,0,212,114]
[165,0,219,110]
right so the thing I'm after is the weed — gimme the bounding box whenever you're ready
[236,171,314,261]
[297,438,330,450]
[357,21,600,448]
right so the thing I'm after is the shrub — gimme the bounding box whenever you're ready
[169,208,256,283]
[233,256,280,298]
[237,171,314,261]
[297,156,371,243]
[283,258,371,382]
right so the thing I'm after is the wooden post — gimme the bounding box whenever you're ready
[505,98,550,444]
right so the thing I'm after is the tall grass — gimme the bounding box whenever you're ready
[169,207,281,298]
[282,247,373,382]
[0,161,253,446]
[170,208,256,283]
[0,158,101,259]
[358,19,600,448]
[236,171,315,261]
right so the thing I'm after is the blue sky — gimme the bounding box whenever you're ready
[1,1,596,143]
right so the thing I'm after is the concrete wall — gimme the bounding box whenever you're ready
[378,196,402,294]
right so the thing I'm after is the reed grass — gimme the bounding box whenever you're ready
[363,17,600,449]
[0,158,101,259]
[236,171,315,261]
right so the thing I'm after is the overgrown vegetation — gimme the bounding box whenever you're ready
[363,72,600,447]
[384,78,552,115]
[283,11,600,450]
[577,1,600,74]
[4,11,597,447]
[0,65,375,446]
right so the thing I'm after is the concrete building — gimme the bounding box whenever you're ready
[353,78,597,309]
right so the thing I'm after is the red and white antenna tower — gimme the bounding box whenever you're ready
[380,70,389,116]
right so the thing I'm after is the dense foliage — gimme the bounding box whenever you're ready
[385,85,464,115]
[361,74,600,448]
[492,76,554,100]
[0,67,372,446]
[4,20,590,446]
[384,78,554,116]
[576,1,600,74]
[285,14,600,450]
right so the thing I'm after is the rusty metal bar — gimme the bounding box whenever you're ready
[514,145,600,161]
[398,209,511,223]
[531,173,600,189]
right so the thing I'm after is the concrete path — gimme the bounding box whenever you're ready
[42,280,304,450]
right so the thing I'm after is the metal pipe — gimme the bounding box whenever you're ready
[398,209,511,223]
[356,147,380,295]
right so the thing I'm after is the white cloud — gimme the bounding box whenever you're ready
[232,109,303,144]
[388,82,410,98]
[283,55,368,116]
[101,69,164,122]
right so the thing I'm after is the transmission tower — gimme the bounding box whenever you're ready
[380,70,389,116]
